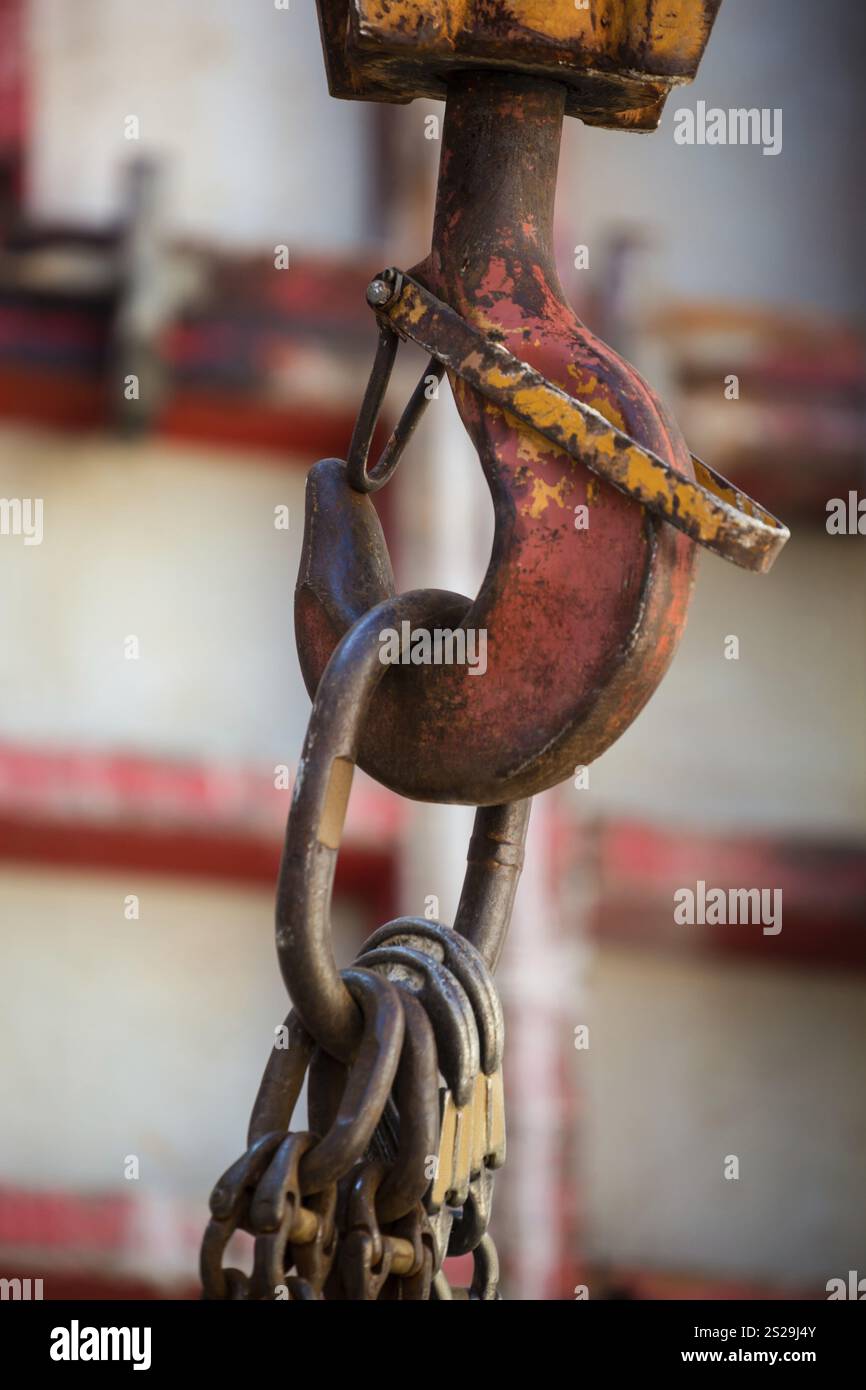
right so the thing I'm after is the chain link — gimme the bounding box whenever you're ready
[201,541,529,1297]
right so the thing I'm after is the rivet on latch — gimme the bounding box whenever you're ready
[366,268,402,309]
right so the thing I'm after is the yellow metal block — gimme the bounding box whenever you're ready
[430,1070,507,1209]
[317,0,722,130]
[470,1073,488,1175]
[431,1092,458,1209]
[486,1068,506,1170]
[451,1101,474,1204]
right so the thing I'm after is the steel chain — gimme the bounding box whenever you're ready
[200,633,527,1298]
[201,10,788,1299]
[201,288,531,1299]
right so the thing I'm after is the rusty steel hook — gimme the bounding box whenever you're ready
[296,72,787,807]
[276,584,529,1059]
[294,75,719,806]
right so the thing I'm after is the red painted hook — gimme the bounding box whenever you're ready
[296,73,696,806]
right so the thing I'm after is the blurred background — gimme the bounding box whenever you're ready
[1,0,864,1300]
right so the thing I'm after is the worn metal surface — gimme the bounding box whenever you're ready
[367,269,789,572]
[296,71,699,806]
[317,0,722,130]
[201,617,522,1295]
[347,322,444,492]
[296,970,404,1194]
[339,1164,432,1299]
[453,802,530,971]
[277,591,466,1058]
[200,599,524,1295]
[359,921,508,1223]
[361,919,505,1074]
[200,0,791,1303]
[202,969,406,1299]
[361,944,480,1108]
[433,1231,501,1300]
[276,590,531,1063]
[374,994,439,1223]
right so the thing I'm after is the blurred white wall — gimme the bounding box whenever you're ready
[576,536,866,837]
[0,427,311,763]
[561,0,866,318]
[28,0,372,251]
[0,864,362,1280]
[3,0,864,1299]
[584,944,866,1288]
[0,867,284,1197]
[555,0,866,1295]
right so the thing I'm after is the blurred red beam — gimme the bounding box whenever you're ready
[591,820,866,970]
[0,1186,129,1253]
[0,744,400,921]
[0,364,362,458]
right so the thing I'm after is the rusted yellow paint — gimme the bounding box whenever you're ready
[477,360,519,393]
[355,1,714,66]
[593,0,631,52]
[513,413,563,465]
[383,273,789,572]
[455,347,714,527]
[334,1,721,129]
[588,395,626,430]
[468,306,513,340]
[566,365,628,431]
[509,0,595,44]
[522,473,570,519]
[480,373,746,546]
[511,381,583,433]
[356,0,456,42]
[479,398,568,473]
[402,286,428,327]
[645,0,714,62]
